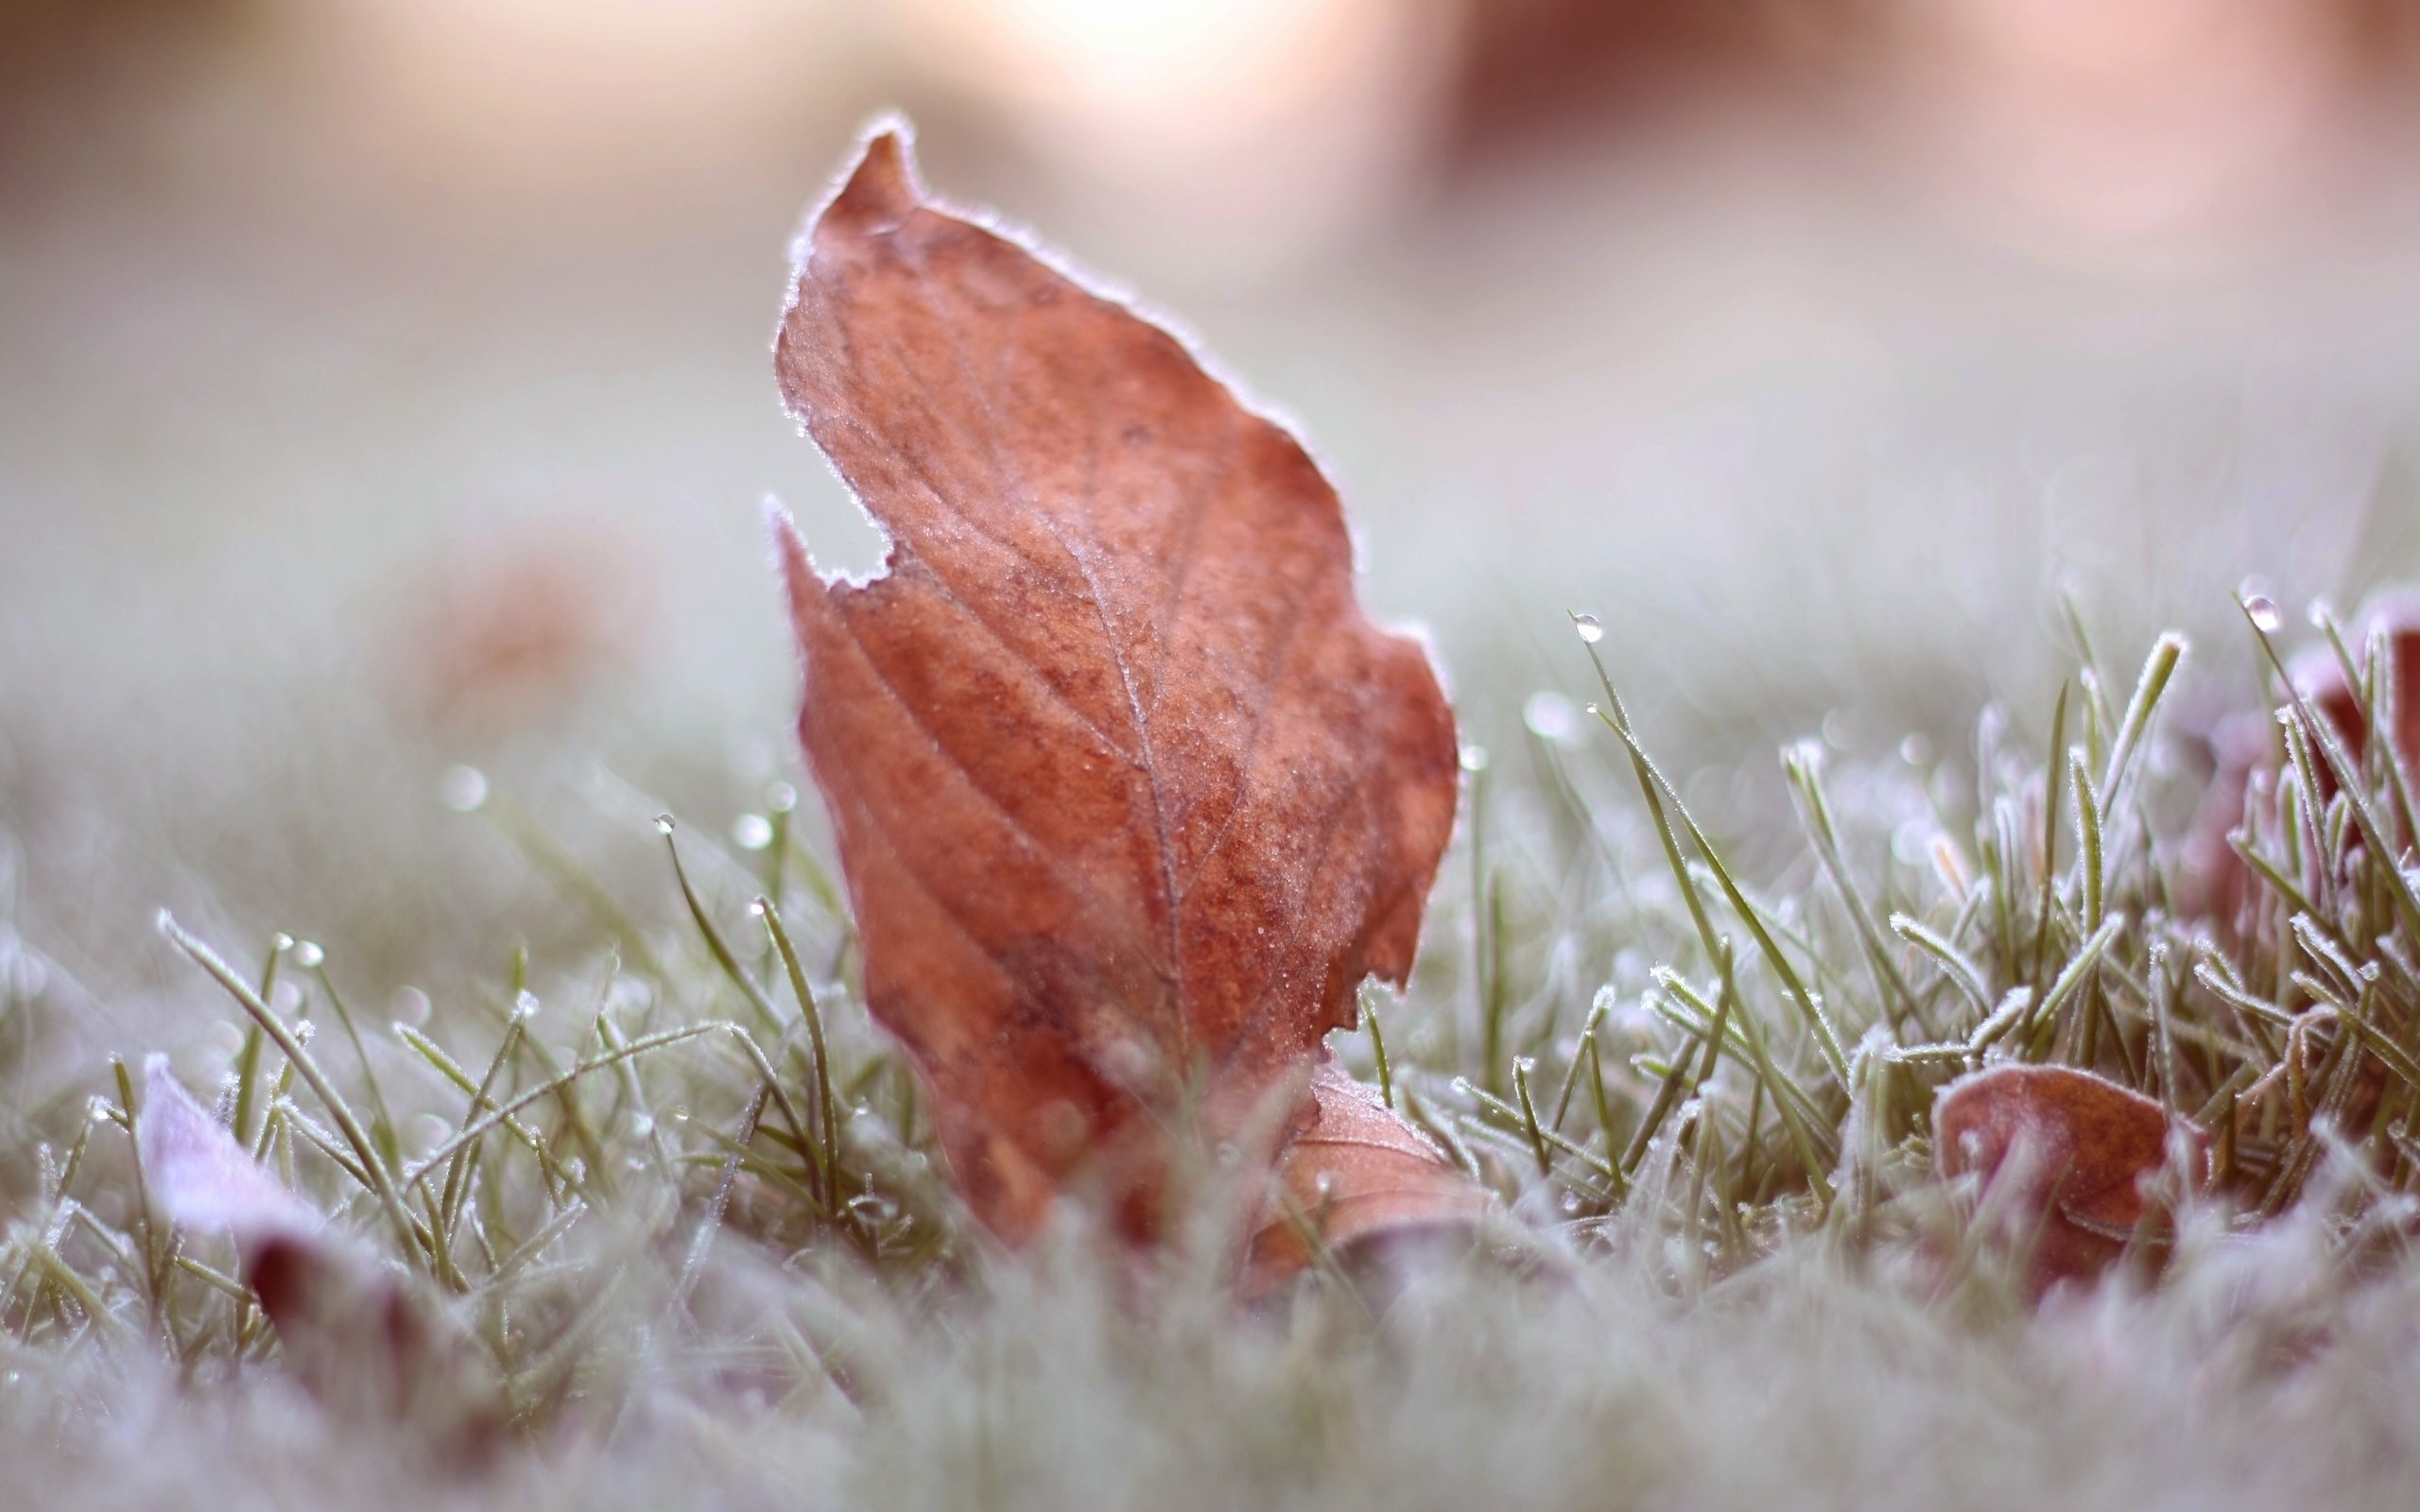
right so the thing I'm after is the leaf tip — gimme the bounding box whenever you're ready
[825,117,924,238]
[137,1053,322,1244]
[762,495,805,567]
[764,498,835,632]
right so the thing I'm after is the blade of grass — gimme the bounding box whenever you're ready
[159,914,423,1272]
[1575,627,1849,1083]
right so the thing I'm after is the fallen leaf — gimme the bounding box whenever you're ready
[2295,591,2420,791]
[138,1057,499,1451]
[1933,1062,2200,1293]
[2171,706,2275,932]
[770,127,1461,1246]
[138,1055,323,1248]
[2177,591,2420,932]
[390,526,649,738]
[1243,1061,1494,1297]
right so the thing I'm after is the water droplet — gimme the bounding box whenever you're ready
[733,814,774,850]
[271,933,295,954]
[512,990,540,1022]
[1458,745,1490,773]
[1312,1173,1336,1198]
[1523,690,1583,747]
[748,899,768,918]
[2244,594,2282,633]
[2308,597,2336,629]
[1822,707,1859,751]
[653,815,676,835]
[1572,613,1605,644]
[606,975,653,1016]
[846,1191,899,1226]
[1558,1191,1582,1214]
[1899,734,1933,767]
[670,1106,690,1124]
[391,986,433,1028]
[439,765,489,813]
[1891,819,1934,867]
[767,782,798,815]
[88,1096,114,1125]
[1449,1076,1474,1096]
[292,940,323,970]
[154,908,176,937]
[268,980,303,1015]
[2,949,47,1001]
[628,1113,655,1139]
[1097,1033,1159,1086]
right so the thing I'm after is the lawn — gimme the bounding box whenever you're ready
[8,556,2420,1507]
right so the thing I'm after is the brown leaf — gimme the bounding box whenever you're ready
[1242,1062,1493,1297]
[389,526,649,739]
[138,1055,322,1249]
[2177,591,2420,933]
[1933,1062,2201,1293]
[2295,590,2420,790]
[2171,706,2275,931]
[770,129,1460,1246]
[138,1058,500,1452]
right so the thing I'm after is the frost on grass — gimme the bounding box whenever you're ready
[8,592,2420,1507]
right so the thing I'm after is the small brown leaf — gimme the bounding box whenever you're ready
[138,1058,499,1451]
[1242,1062,1493,1297]
[2178,591,2420,932]
[1934,1062,2200,1293]
[2296,591,2420,789]
[389,527,648,738]
[138,1055,322,1248]
[769,128,1460,1247]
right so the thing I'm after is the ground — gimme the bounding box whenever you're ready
[9,580,2420,1508]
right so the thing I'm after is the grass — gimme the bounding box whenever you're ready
[7,591,2420,1509]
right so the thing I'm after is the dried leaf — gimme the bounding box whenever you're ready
[2296,591,2420,787]
[1934,1062,2199,1292]
[138,1057,498,1450]
[138,1055,321,1246]
[770,129,1460,1246]
[391,528,648,737]
[2179,591,2420,930]
[1242,1062,1493,1297]
[2171,707,2274,930]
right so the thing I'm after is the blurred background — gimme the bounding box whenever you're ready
[9,0,2420,1040]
